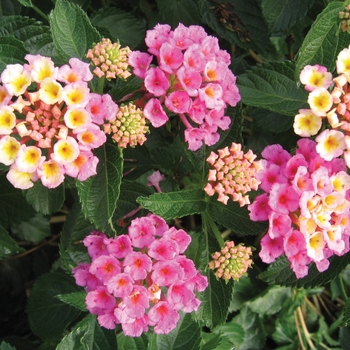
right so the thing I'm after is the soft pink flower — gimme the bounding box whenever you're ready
[128,51,153,79]
[85,286,116,314]
[148,301,180,334]
[107,235,132,259]
[165,91,192,113]
[259,234,284,263]
[128,216,156,248]
[123,285,150,319]
[144,98,169,127]
[58,57,93,83]
[144,67,170,96]
[107,272,134,298]
[152,260,184,286]
[163,227,191,254]
[85,93,118,124]
[269,183,299,214]
[176,66,202,96]
[159,42,183,73]
[123,251,152,280]
[83,231,109,259]
[148,238,179,260]
[167,283,195,310]
[248,193,271,221]
[89,255,121,283]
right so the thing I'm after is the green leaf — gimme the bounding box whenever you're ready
[117,333,148,350]
[77,142,123,233]
[25,182,65,215]
[246,285,292,316]
[0,36,27,72]
[272,314,296,345]
[56,291,87,312]
[56,314,117,350]
[148,312,202,350]
[137,188,207,220]
[201,332,236,350]
[207,197,268,236]
[0,0,21,16]
[195,222,234,329]
[252,108,294,133]
[11,213,50,244]
[225,305,266,349]
[211,322,245,349]
[49,0,101,62]
[157,0,201,28]
[16,0,32,6]
[0,342,17,350]
[342,298,350,326]
[259,252,350,288]
[0,224,25,258]
[90,8,145,49]
[199,0,270,53]
[261,0,316,33]
[59,201,95,273]
[295,1,350,79]
[0,16,60,62]
[27,270,82,340]
[113,180,153,221]
[237,61,308,116]
[0,174,36,228]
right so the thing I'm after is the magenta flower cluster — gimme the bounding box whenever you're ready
[72,214,208,337]
[248,138,350,278]
[128,23,241,151]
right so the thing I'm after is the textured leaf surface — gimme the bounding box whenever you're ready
[27,270,82,340]
[259,253,350,288]
[195,221,234,329]
[157,0,201,27]
[12,213,50,244]
[16,0,32,6]
[0,224,25,258]
[247,285,292,315]
[59,201,95,273]
[77,142,123,233]
[199,0,270,53]
[148,312,201,350]
[0,16,58,59]
[342,299,350,326]
[261,0,315,33]
[227,305,266,349]
[252,108,294,133]
[137,188,207,220]
[56,314,117,350]
[0,174,36,228]
[117,333,148,350]
[56,291,87,312]
[295,2,350,79]
[237,61,308,116]
[0,36,27,72]
[25,182,65,215]
[49,0,101,61]
[91,8,145,49]
[207,198,268,236]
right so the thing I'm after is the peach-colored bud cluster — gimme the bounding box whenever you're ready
[208,241,253,282]
[204,142,262,206]
[86,38,132,80]
[104,102,149,148]
[339,5,350,33]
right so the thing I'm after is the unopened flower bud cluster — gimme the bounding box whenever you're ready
[208,241,253,282]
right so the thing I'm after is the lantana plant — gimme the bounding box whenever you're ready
[2,1,350,349]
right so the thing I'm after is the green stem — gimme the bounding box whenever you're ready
[328,312,344,335]
[203,211,225,247]
[96,75,106,95]
[338,274,348,302]
[32,4,49,22]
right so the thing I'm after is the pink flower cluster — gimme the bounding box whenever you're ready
[128,23,241,151]
[72,214,208,337]
[0,54,118,189]
[208,241,253,282]
[248,139,350,278]
[293,46,350,168]
[204,142,262,206]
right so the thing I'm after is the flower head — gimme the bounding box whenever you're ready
[87,38,132,80]
[204,142,262,206]
[208,241,253,282]
[72,214,208,337]
[104,102,149,148]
